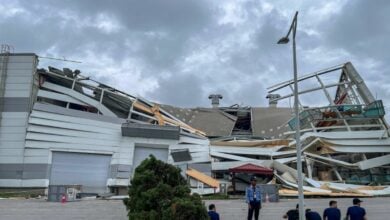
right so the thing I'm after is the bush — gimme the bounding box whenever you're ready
[124,155,208,220]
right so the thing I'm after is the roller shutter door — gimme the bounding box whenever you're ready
[50,152,111,194]
[133,146,168,174]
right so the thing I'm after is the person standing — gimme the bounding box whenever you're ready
[246,176,262,220]
[305,209,322,220]
[323,200,341,220]
[346,198,366,220]
[283,204,299,220]
[207,204,220,220]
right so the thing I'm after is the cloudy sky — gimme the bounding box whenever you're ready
[1,0,389,113]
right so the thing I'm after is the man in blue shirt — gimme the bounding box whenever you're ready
[283,204,299,220]
[323,200,341,220]
[246,176,262,220]
[208,204,220,220]
[305,209,322,220]
[346,198,366,220]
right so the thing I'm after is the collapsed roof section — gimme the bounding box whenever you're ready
[161,104,293,139]
[36,67,206,138]
[251,107,292,139]
[208,62,390,196]
[161,105,237,137]
[267,62,388,135]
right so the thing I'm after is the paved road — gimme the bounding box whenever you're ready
[204,197,390,220]
[0,197,389,220]
[0,198,127,220]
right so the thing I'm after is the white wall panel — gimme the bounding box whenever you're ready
[1,118,27,127]
[30,111,120,129]
[0,148,24,156]
[3,90,31,97]
[6,55,36,63]
[27,125,120,140]
[25,140,118,152]
[37,90,86,106]
[0,179,22,187]
[3,69,33,76]
[0,132,26,141]
[0,127,27,134]
[21,179,49,187]
[23,156,51,164]
[107,178,129,186]
[26,133,121,146]
[1,112,29,118]
[3,60,35,69]
[41,82,116,117]
[0,141,25,149]
[5,84,29,90]
[24,148,50,157]
[5,75,32,84]
[132,146,168,173]
[0,156,23,163]
[28,118,118,134]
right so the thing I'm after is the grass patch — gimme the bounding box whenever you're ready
[201,194,230,200]
[0,190,43,198]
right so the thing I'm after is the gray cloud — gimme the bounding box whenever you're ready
[1,0,389,120]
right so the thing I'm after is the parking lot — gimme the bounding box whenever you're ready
[0,197,389,220]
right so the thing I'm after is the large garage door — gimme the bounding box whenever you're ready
[50,152,111,194]
[133,146,168,175]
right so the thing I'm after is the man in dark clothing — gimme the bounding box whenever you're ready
[208,204,220,220]
[245,176,262,220]
[283,204,299,220]
[323,200,341,220]
[305,209,322,220]
[346,198,366,220]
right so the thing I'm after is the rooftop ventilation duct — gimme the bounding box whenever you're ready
[266,94,281,108]
[208,94,223,108]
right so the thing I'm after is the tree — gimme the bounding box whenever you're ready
[124,155,208,220]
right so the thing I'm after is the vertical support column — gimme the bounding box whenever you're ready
[326,155,343,181]
[305,156,313,179]
[98,89,105,115]
[66,78,77,109]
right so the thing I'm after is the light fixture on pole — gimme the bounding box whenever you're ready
[277,11,305,220]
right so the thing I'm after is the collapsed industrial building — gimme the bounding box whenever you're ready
[0,53,389,199]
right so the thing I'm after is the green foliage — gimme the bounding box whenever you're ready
[123,155,208,220]
[202,193,230,200]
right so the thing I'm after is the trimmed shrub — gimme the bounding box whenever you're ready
[124,155,208,220]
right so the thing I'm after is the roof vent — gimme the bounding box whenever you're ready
[266,94,281,108]
[208,94,223,108]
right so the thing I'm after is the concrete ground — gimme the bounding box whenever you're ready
[0,197,389,220]
[204,197,390,220]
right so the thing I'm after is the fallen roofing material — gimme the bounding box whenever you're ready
[32,62,390,197]
[357,154,390,170]
[37,67,206,137]
[266,62,390,196]
[207,62,390,197]
[186,168,220,188]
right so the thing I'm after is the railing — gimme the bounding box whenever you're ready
[287,101,386,132]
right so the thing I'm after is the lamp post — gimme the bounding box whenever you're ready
[277,11,305,220]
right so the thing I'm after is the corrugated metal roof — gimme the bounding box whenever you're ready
[161,105,293,138]
[161,105,237,137]
[251,107,293,138]
[186,168,220,188]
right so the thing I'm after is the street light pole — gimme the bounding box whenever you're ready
[277,11,305,220]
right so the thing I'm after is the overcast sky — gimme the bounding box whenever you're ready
[1,0,390,114]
